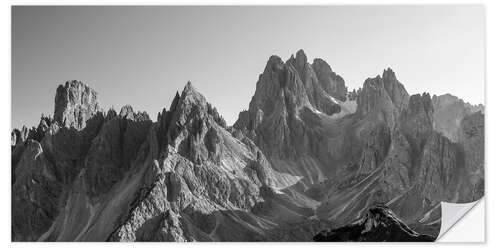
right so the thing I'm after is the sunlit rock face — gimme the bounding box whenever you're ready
[12,50,484,242]
[54,80,101,130]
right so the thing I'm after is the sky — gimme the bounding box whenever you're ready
[12,5,485,129]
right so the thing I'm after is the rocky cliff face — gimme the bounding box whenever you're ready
[458,111,484,200]
[12,81,106,241]
[84,105,152,197]
[400,93,433,150]
[312,58,347,102]
[54,80,101,130]
[310,61,481,238]
[233,50,355,187]
[432,94,484,142]
[233,50,349,155]
[12,50,484,242]
[355,68,409,127]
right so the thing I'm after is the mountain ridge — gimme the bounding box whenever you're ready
[11,49,484,242]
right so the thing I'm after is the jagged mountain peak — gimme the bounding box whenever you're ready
[156,81,228,158]
[119,105,135,118]
[182,80,195,94]
[401,93,434,143]
[380,68,409,109]
[311,58,331,71]
[296,48,307,59]
[407,92,433,114]
[234,50,351,160]
[173,82,226,129]
[54,80,100,130]
[57,80,92,93]
[287,49,308,69]
[356,76,393,116]
[264,55,285,71]
[118,105,150,121]
[167,91,181,113]
[382,67,396,79]
[177,81,208,110]
[160,81,220,128]
[356,68,409,121]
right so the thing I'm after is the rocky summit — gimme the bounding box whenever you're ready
[11,50,484,242]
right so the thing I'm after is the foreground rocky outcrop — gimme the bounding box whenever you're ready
[313,205,435,242]
[12,50,484,242]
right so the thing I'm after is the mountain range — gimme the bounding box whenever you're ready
[11,50,484,242]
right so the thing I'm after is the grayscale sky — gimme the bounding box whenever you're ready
[12,5,485,129]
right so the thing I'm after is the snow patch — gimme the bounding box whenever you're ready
[328,95,340,104]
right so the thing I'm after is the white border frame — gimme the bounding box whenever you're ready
[2,0,497,248]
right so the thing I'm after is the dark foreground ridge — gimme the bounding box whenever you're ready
[313,205,435,242]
